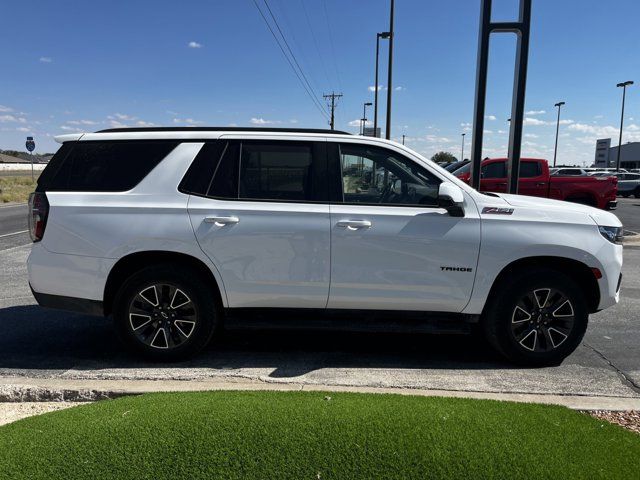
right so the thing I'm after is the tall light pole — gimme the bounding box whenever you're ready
[361,102,372,135]
[402,134,406,145]
[461,133,466,161]
[616,81,634,171]
[385,0,395,140]
[374,32,391,138]
[552,101,565,167]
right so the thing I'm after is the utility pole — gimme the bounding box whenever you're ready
[461,133,466,161]
[402,134,406,145]
[385,0,395,140]
[323,92,343,130]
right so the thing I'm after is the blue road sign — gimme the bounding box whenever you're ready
[25,136,35,152]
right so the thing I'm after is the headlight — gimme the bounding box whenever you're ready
[598,226,624,244]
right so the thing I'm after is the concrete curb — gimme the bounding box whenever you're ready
[624,234,640,246]
[1,377,639,411]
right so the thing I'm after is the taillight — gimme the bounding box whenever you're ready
[28,192,49,242]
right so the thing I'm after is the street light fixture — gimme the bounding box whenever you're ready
[361,102,373,135]
[552,101,565,167]
[374,31,391,138]
[616,81,634,172]
[461,133,466,161]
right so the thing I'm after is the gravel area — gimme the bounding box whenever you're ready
[587,410,640,434]
[0,402,83,426]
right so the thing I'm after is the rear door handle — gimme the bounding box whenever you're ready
[337,219,372,230]
[204,216,240,226]
[536,182,546,186]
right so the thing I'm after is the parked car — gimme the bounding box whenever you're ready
[617,173,640,198]
[550,167,589,176]
[444,160,469,173]
[454,158,617,210]
[28,128,623,366]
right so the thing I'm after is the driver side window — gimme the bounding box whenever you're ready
[339,144,441,206]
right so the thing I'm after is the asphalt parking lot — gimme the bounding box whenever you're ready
[0,199,639,401]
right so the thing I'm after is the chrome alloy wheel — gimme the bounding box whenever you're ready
[510,288,575,353]
[128,283,198,350]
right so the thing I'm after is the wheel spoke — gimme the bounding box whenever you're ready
[552,299,574,318]
[518,329,537,351]
[150,327,169,349]
[512,305,532,324]
[547,327,569,348]
[129,313,152,331]
[170,289,191,309]
[139,286,159,307]
[174,320,196,338]
[533,288,551,309]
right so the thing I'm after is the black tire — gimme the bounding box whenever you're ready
[634,188,640,199]
[113,264,218,361]
[621,193,631,198]
[482,268,588,366]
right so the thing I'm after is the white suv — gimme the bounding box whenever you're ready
[27,128,624,365]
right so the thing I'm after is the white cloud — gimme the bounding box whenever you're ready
[484,130,493,134]
[188,41,202,48]
[348,119,371,127]
[109,113,136,121]
[67,119,98,126]
[39,57,52,63]
[486,115,497,121]
[498,130,507,134]
[0,115,27,123]
[135,120,157,127]
[289,119,298,124]
[394,86,404,91]
[524,133,538,138]
[173,118,203,125]
[368,85,384,92]
[250,117,281,125]
[60,125,83,131]
[16,127,29,132]
[523,117,547,126]
[166,110,179,116]
[525,110,546,115]
[0,105,13,112]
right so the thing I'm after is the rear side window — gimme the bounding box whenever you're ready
[519,161,541,178]
[481,161,506,179]
[239,142,315,201]
[40,141,178,192]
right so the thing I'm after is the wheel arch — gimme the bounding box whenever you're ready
[483,256,601,315]
[103,250,225,316]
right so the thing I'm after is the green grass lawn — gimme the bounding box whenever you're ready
[0,391,638,479]
[0,173,39,203]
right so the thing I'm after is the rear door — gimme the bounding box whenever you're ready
[518,160,548,197]
[187,137,331,309]
[479,160,508,193]
[327,141,481,312]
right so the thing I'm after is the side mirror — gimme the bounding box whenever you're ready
[438,182,465,217]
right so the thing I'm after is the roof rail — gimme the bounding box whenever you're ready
[96,126,351,135]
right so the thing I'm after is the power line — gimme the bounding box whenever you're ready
[251,0,329,120]
[300,0,333,91]
[321,0,343,92]
[260,0,329,118]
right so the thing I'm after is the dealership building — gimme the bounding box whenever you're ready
[594,138,640,169]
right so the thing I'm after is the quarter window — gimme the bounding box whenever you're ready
[519,161,542,178]
[339,144,441,206]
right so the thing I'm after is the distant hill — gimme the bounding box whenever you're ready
[0,149,54,163]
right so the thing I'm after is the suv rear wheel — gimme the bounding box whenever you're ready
[113,265,218,360]
[483,268,588,366]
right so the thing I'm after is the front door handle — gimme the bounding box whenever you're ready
[204,216,240,226]
[536,182,546,186]
[337,219,372,230]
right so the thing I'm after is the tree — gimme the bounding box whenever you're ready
[430,151,457,164]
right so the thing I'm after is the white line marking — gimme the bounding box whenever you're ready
[0,230,28,238]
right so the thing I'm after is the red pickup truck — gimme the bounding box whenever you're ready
[454,157,617,210]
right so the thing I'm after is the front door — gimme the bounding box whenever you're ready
[188,139,331,308]
[327,142,481,312]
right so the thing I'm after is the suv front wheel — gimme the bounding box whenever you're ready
[483,268,588,366]
[113,265,218,361]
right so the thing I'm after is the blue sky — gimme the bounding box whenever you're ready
[0,0,638,165]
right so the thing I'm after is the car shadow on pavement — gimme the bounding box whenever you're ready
[0,304,515,378]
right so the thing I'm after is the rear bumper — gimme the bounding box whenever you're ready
[30,286,104,316]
